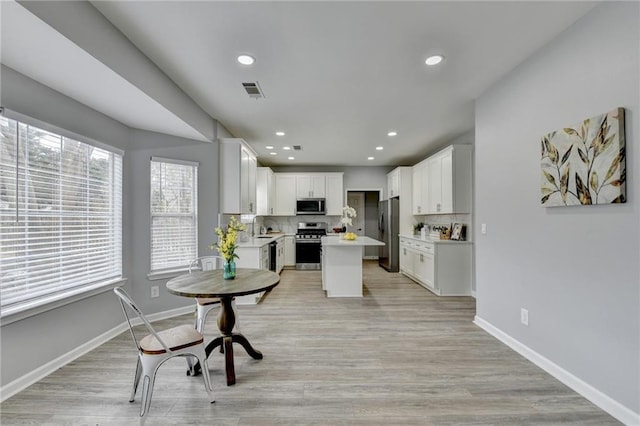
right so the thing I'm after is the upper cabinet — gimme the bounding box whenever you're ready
[387,168,400,198]
[387,166,411,199]
[296,174,326,199]
[256,167,275,216]
[412,159,429,214]
[220,138,257,214]
[424,145,472,215]
[386,167,414,235]
[274,174,297,216]
[255,172,344,216]
[325,173,344,216]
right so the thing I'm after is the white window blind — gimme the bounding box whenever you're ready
[0,116,123,315]
[150,158,198,272]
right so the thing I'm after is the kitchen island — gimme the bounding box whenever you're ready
[321,235,385,297]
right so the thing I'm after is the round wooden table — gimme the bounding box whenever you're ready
[166,268,280,385]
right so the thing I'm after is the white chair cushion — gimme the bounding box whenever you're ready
[197,298,220,306]
[139,324,204,354]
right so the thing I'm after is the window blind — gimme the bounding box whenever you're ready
[0,116,123,314]
[149,158,198,272]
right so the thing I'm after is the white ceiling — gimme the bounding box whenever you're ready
[2,1,597,166]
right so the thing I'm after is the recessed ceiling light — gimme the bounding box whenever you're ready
[425,55,444,66]
[283,146,291,150]
[288,156,295,160]
[387,131,397,137]
[275,131,285,136]
[376,146,384,150]
[237,54,255,65]
[269,152,277,156]
[266,145,274,150]
[368,157,375,160]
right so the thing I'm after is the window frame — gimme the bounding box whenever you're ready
[148,156,199,277]
[0,109,124,321]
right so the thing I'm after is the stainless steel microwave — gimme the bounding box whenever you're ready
[296,199,326,215]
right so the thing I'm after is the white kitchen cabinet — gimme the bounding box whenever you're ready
[296,174,325,199]
[284,235,296,266]
[275,237,284,274]
[274,174,297,215]
[426,145,472,214]
[325,173,344,216]
[220,138,257,214]
[257,167,275,216]
[387,166,412,199]
[399,236,471,296]
[411,240,434,289]
[387,168,400,198]
[399,241,414,276]
[234,243,270,304]
[412,159,428,215]
[386,167,413,235]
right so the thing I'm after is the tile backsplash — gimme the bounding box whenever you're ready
[262,215,342,234]
[413,213,472,241]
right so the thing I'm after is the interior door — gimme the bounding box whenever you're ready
[346,192,365,237]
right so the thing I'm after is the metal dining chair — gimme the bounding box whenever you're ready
[188,256,241,334]
[114,287,215,425]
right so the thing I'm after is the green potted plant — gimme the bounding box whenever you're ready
[413,222,425,236]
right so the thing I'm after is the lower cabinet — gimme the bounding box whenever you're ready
[399,236,471,296]
[276,238,285,274]
[234,244,271,304]
[284,235,296,267]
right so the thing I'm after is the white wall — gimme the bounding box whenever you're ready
[0,66,132,387]
[127,129,220,313]
[0,67,220,389]
[475,2,639,418]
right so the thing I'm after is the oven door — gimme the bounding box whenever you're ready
[295,239,322,270]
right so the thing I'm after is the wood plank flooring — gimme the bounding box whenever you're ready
[0,261,620,425]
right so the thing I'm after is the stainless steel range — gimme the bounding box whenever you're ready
[295,222,327,270]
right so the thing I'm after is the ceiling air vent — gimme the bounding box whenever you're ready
[242,81,265,99]
[293,145,302,151]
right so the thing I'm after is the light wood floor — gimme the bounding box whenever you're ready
[1,261,619,425]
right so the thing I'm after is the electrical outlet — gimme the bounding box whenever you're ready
[151,285,159,298]
[481,224,487,234]
[520,308,529,326]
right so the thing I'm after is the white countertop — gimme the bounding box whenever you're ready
[236,233,287,248]
[399,234,472,244]
[321,235,385,247]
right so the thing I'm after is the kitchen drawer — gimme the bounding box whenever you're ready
[414,242,434,254]
[402,239,414,247]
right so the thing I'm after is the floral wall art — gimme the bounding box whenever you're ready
[541,107,626,207]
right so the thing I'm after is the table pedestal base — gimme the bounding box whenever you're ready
[189,296,263,385]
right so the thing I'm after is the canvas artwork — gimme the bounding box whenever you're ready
[541,107,625,207]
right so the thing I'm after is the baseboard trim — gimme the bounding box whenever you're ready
[0,305,193,403]
[473,316,639,425]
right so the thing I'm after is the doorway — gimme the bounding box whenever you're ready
[346,190,381,259]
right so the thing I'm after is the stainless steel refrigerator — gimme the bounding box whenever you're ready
[378,197,400,272]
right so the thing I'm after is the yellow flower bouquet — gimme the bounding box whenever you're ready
[210,216,245,279]
[211,216,245,261]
